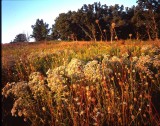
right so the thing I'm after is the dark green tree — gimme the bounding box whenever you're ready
[50,24,60,40]
[54,11,84,41]
[52,1,159,41]
[134,0,160,40]
[54,12,73,40]
[12,33,28,43]
[31,19,50,41]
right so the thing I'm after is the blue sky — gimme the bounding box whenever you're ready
[2,0,137,43]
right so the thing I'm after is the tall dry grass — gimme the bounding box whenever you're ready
[2,40,160,126]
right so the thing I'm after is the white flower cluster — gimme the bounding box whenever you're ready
[153,55,160,68]
[141,45,153,52]
[136,55,152,68]
[47,57,114,85]
[11,97,33,117]
[135,55,157,77]
[149,46,160,55]
[29,72,45,84]
[66,58,85,81]
[110,56,121,62]
[141,45,160,55]
[132,56,139,62]
[84,60,102,83]
[28,72,51,99]
[122,52,129,58]
[2,81,30,98]
[47,66,67,92]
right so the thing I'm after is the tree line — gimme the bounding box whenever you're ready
[11,0,160,43]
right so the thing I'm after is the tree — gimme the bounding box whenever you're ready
[54,11,84,41]
[52,1,159,41]
[54,12,73,40]
[71,10,94,41]
[31,19,50,41]
[135,0,160,40]
[50,25,60,40]
[12,33,28,43]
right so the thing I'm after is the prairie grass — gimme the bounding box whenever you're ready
[2,40,160,126]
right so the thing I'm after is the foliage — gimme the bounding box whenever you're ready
[132,0,160,40]
[28,1,160,42]
[52,1,160,41]
[31,19,50,41]
[12,33,28,43]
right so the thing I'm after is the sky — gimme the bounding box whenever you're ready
[2,0,137,43]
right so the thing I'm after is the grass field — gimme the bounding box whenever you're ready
[2,40,160,126]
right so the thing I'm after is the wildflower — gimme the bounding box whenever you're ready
[118,112,121,116]
[139,94,142,98]
[94,107,98,112]
[29,72,45,84]
[153,58,160,68]
[74,97,79,102]
[132,56,138,62]
[132,69,136,73]
[66,58,84,81]
[77,102,81,106]
[91,98,96,103]
[111,89,114,96]
[47,70,66,92]
[155,74,159,78]
[134,98,137,102]
[86,86,89,91]
[18,111,23,117]
[110,56,121,62]
[93,123,98,125]
[122,52,129,58]
[80,111,84,115]
[96,112,101,117]
[107,106,111,114]
[141,45,152,52]
[135,55,153,76]
[102,54,110,60]
[72,84,77,89]
[143,114,146,118]
[74,111,78,114]
[111,77,114,81]
[24,118,27,122]
[123,102,127,105]
[42,107,46,112]
[129,34,132,39]
[84,60,103,83]
[103,68,113,76]
[131,115,135,120]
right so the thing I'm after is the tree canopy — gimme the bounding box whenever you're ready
[12,33,28,43]
[31,1,160,42]
[31,19,50,41]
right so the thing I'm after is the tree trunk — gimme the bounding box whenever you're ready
[150,10,158,41]
[111,28,113,43]
[147,28,151,41]
[152,16,158,40]
[98,23,104,41]
[78,25,93,40]
[136,32,139,40]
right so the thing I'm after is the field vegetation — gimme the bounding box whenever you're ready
[2,40,160,126]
